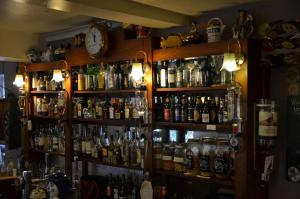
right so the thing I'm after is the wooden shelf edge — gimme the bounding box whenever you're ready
[30,149,65,157]
[72,118,144,126]
[154,86,228,93]
[29,115,61,120]
[73,89,146,95]
[154,121,232,132]
[154,170,234,187]
[26,60,68,72]
[79,155,143,171]
[30,90,63,94]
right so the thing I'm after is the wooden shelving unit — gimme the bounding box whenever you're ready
[154,121,232,132]
[79,154,143,171]
[154,169,234,187]
[154,86,228,94]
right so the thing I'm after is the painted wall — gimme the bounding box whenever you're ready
[0,29,43,62]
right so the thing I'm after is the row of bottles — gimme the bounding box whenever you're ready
[31,72,65,91]
[105,173,142,199]
[74,63,144,91]
[72,94,149,123]
[154,94,234,124]
[34,92,65,117]
[73,125,146,168]
[31,122,65,154]
[156,55,229,88]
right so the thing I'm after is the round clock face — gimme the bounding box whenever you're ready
[85,25,107,57]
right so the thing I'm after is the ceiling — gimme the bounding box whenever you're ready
[0,0,262,34]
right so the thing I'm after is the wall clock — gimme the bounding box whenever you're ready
[85,22,109,58]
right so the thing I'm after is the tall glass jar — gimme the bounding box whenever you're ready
[173,144,185,173]
[214,138,231,179]
[153,142,163,169]
[199,137,216,177]
[185,139,200,174]
[162,144,174,171]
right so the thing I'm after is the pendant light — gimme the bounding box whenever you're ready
[13,66,25,87]
[131,50,151,81]
[220,39,245,72]
[52,69,64,82]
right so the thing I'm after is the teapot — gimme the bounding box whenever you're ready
[207,18,226,43]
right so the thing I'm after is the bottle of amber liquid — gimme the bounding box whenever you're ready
[78,66,85,91]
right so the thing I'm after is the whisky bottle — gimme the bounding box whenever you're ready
[109,98,115,120]
[176,60,183,88]
[95,100,103,119]
[52,125,59,152]
[187,96,195,123]
[210,97,217,124]
[163,95,171,122]
[167,60,176,88]
[97,63,105,90]
[202,97,210,123]
[124,98,131,120]
[218,98,225,124]
[114,99,121,120]
[194,96,202,123]
[193,60,203,87]
[107,174,113,199]
[181,95,188,122]
[41,95,49,116]
[174,95,181,122]
[103,98,110,120]
[102,130,109,163]
[160,61,167,88]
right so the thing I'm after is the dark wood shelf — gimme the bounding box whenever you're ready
[30,90,63,94]
[72,118,144,126]
[154,121,232,132]
[73,89,146,95]
[154,170,234,187]
[26,60,68,72]
[155,86,228,94]
[152,40,246,62]
[30,115,61,120]
[79,154,143,171]
[30,148,65,157]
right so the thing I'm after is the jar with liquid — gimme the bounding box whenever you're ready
[173,145,185,173]
[162,144,174,171]
[214,138,231,179]
[199,137,216,177]
[185,139,200,174]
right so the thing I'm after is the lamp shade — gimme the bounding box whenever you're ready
[220,53,240,72]
[13,73,25,87]
[131,62,144,81]
[52,69,64,82]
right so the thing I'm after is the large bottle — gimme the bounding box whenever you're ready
[174,95,182,122]
[167,60,176,88]
[176,60,183,88]
[163,95,171,122]
[201,97,210,124]
[187,96,195,123]
[106,174,114,199]
[160,61,168,88]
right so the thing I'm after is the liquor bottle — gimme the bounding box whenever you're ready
[38,76,44,91]
[91,126,98,158]
[132,98,140,120]
[81,126,86,155]
[187,96,195,123]
[114,99,121,120]
[107,174,113,199]
[202,97,210,123]
[119,174,128,199]
[122,127,130,166]
[119,98,125,120]
[181,95,188,123]
[156,61,161,87]
[41,95,49,116]
[45,75,51,91]
[154,96,163,121]
[109,98,115,120]
[73,126,80,155]
[163,95,171,122]
[32,73,38,91]
[160,61,167,88]
[194,96,202,123]
[38,128,45,150]
[209,97,217,124]
[174,95,181,122]
[97,125,104,161]
[97,63,105,90]
[52,125,59,152]
[115,130,123,165]
[223,95,229,123]
[95,100,103,119]
[123,62,129,89]
[77,98,83,118]
[78,66,85,91]
[42,76,47,91]
[102,130,109,163]
[130,131,138,167]
[175,60,183,88]
[169,95,175,122]
[108,65,116,90]
[103,98,110,119]
[124,98,131,120]
[193,59,203,87]
[168,60,176,88]
[202,57,213,87]
[218,98,225,124]
[108,134,115,164]
[114,64,121,90]
[182,61,188,88]
[113,176,120,199]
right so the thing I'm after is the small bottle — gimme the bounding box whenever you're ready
[201,97,210,124]
[78,66,85,91]
[163,95,171,122]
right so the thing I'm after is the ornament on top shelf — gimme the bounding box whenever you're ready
[207,18,225,43]
[160,35,182,48]
[232,10,253,39]
[179,22,203,44]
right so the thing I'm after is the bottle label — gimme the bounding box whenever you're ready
[187,108,194,121]
[168,72,175,83]
[107,186,111,196]
[53,137,58,149]
[137,148,142,164]
[202,113,210,123]
[38,136,44,147]
[162,155,172,161]
[258,111,277,136]
[102,148,108,157]
[132,108,139,119]
[164,109,170,121]
[109,107,114,119]
[73,142,79,152]
[81,141,86,153]
[160,69,166,87]
[154,154,162,159]
[174,108,181,122]
[85,142,91,154]
[125,108,130,119]
[115,112,121,120]
[173,157,184,163]
[96,106,103,118]
[194,109,200,122]
[77,103,82,117]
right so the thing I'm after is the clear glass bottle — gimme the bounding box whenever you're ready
[193,59,203,87]
[160,61,168,88]
[167,60,176,88]
[176,60,183,88]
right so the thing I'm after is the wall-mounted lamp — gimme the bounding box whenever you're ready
[220,39,245,72]
[131,50,151,81]
[52,69,64,82]
[13,66,25,88]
